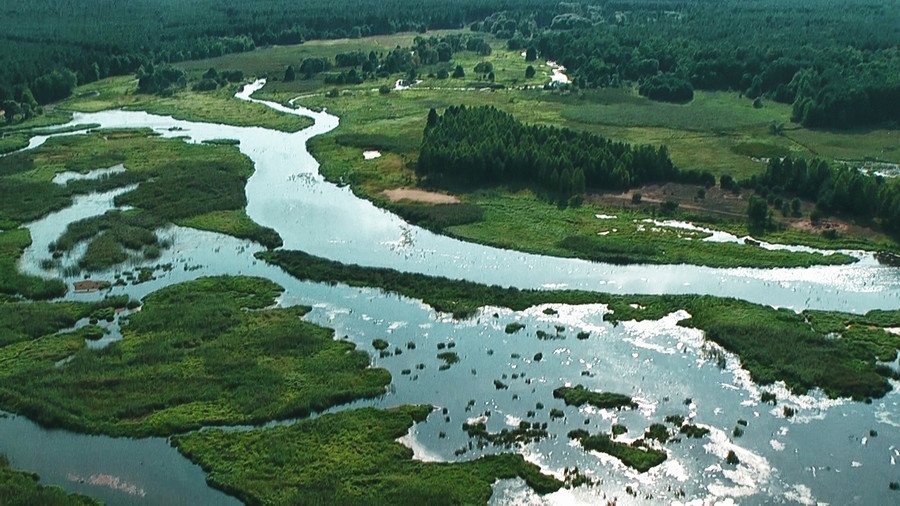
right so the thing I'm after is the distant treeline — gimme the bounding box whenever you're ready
[3,0,897,130]
[418,105,712,195]
[750,157,900,236]
[0,0,557,123]
[286,33,493,85]
[482,1,899,128]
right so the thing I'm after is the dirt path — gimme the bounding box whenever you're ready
[383,188,460,204]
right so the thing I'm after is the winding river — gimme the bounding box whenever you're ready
[2,80,898,505]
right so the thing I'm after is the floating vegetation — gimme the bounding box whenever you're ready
[462,420,549,448]
[644,423,670,443]
[553,385,637,410]
[726,450,740,465]
[568,429,667,472]
[505,322,525,334]
[437,351,459,368]
[679,424,710,439]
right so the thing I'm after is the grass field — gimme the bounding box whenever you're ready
[0,276,391,436]
[173,405,562,505]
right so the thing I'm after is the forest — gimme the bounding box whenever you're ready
[418,105,710,196]
[506,1,900,128]
[3,0,897,130]
[750,157,900,236]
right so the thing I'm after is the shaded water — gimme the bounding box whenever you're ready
[3,81,898,504]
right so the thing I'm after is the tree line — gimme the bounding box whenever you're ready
[749,157,900,236]
[418,105,716,197]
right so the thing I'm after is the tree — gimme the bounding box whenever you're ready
[474,61,493,74]
[426,108,439,129]
[284,65,296,82]
[525,65,535,78]
[525,47,537,62]
[747,195,769,232]
[452,65,465,78]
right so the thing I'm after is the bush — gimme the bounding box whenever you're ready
[378,85,391,95]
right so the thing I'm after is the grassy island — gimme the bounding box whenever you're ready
[173,405,562,505]
[553,385,637,410]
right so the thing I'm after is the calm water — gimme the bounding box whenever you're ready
[3,81,898,505]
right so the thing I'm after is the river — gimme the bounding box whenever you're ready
[2,80,898,505]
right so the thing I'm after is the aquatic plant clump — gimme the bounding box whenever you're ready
[553,385,637,410]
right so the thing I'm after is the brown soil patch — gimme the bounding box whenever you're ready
[383,188,460,204]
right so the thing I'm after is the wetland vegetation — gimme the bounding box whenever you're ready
[0,276,390,436]
[173,406,562,505]
[0,1,898,503]
[552,385,637,410]
[262,249,899,399]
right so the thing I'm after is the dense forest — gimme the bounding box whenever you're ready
[750,157,900,236]
[418,105,712,196]
[1,0,897,129]
[517,1,900,127]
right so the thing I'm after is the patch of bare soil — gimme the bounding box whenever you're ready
[588,182,748,219]
[383,188,460,204]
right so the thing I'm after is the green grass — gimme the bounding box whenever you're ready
[177,210,282,248]
[0,133,29,155]
[552,385,637,410]
[0,296,127,347]
[0,229,66,299]
[59,76,312,133]
[0,276,390,436]
[0,454,98,506]
[444,191,854,268]
[261,249,899,399]
[568,429,667,473]
[0,111,73,133]
[784,127,899,163]
[172,405,562,505]
[557,89,789,132]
